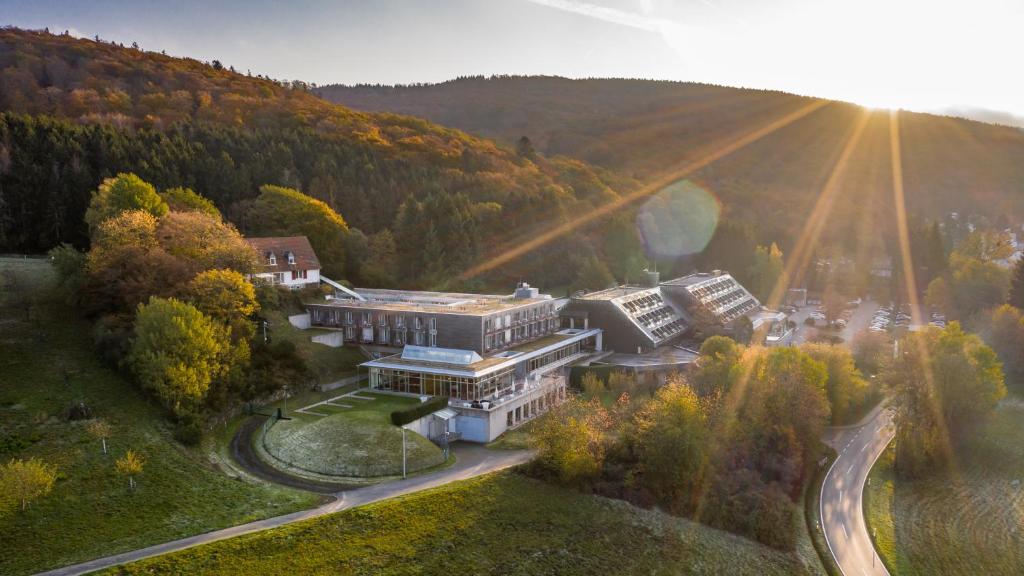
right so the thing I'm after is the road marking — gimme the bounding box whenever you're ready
[842,523,849,539]
[860,443,869,453]
[847,464,854,475]
[840,490,844,502]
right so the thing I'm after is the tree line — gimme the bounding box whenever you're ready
[529,337,878,549]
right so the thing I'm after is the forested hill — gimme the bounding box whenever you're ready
[320,76,1024,250]
[0,29,632,290]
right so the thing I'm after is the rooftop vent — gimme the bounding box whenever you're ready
[643,268,660,288]
[514,281,540,299]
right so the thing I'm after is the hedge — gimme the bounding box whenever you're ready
[391,396,450,426]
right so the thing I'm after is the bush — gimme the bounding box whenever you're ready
[390,396,450,426]
[173,413,204,446]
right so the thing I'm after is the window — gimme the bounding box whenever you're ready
[429,317,437,331]
[267,252,276,265]
[429,332,437,347]
[273,272,285,284]
[287,251,296,265]
[291,269,307,280]
[344,311,353,325]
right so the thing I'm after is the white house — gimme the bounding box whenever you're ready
[245,236,321,289]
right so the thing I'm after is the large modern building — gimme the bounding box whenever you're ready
[307,283,561,355]
[362,327,602,442]
[563,270,788,359]
[560,271,690,354]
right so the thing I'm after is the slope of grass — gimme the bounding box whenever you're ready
[264,309,365,385]
[864,401,1024,575]
[0,259,323,576]
[105,471,822,576]
[262,392,444,477]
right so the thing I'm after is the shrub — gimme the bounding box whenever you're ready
[173,414,204,446]
[390,396,450,426]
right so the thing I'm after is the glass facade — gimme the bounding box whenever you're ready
[370,367,514,401]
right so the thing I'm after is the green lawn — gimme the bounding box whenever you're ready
[263,391,446,477]
[264,309,365,385]
[0,259,323,576]
[104,471,824,576]
[864,400,1024,575]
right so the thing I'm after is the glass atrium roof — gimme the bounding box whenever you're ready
[400,345,483,365]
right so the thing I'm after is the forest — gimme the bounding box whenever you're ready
[0,29,639,290]
[322,76,1024,253]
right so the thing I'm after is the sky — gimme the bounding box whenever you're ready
[5,0,1023,123]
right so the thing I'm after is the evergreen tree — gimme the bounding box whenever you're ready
[1009,257,1024,309]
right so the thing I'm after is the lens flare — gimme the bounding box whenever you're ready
[636,180,720,258]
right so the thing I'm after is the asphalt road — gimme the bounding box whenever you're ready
[821,402,894,576]
[36,443,532,576]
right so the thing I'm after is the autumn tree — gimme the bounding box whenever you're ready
[128,297,233,416]
[86,419,113,454]
[889,322,1006,477]
[360,230,398,287]
[84,173,168,230]
[580,371,606,397]
[571,255,615,294]
[851,330,891,375]
[0,458,57,514]
[747,243,784,303]
[1009,258,1024,310]
[186,269,259,339]
[115,449,145,491]
[156,211,257,274]
[159,186,222,219]
[631,379,709,513]
[530,397,609,486]
[801,343,870,425]
[924,277,954,316]
[691,336,743,397]
[982,305,1024,377]
[244,185,349,278]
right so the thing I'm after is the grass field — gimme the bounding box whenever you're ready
[104,471,824,576]
[263,391,445,477]
[263,309,365,385]
[865,400,1024,575]
[0,259,323,576]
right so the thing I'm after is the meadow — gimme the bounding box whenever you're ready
[865,400,1024,575]
[0,259,323,575]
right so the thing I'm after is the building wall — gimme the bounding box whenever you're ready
[307,299,559,354]
[566,300,655,354]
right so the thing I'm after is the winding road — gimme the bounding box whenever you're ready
[821,402,895,576]
[37,434,532,576]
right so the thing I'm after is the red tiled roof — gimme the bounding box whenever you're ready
[244,236,321,272]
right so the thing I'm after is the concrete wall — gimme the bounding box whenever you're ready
[288,313,311,329]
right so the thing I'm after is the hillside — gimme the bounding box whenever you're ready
[0,29,631,290]
[320,77,1024,251]
[102,471,825,576]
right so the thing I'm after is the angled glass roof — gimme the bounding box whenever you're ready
[400,345,482,365]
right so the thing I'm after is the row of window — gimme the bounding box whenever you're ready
[621,292,663,314]
[311,308,437,331]
[484,319,558,351]
[371,367,515,401]
[341,325,437,347]
[527,340,586,372]
[483,303,556,333]
[688,277,739,300]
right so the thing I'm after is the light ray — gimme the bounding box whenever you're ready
[762,108,872,310]
[459,99,831,281]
